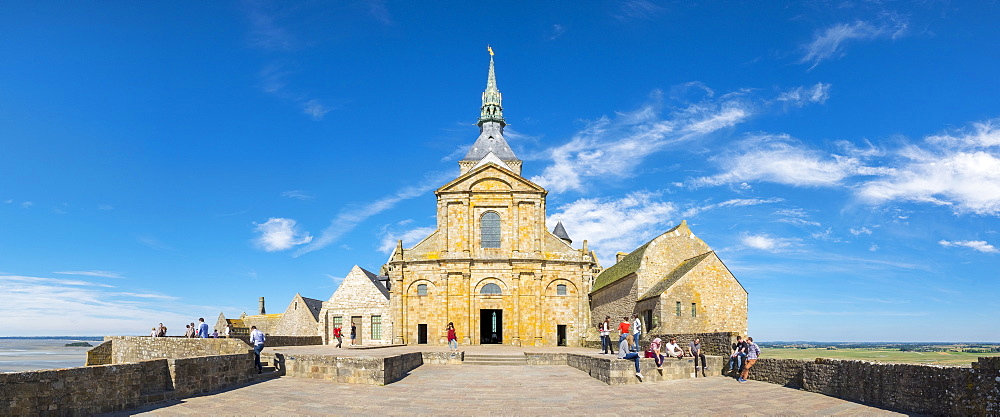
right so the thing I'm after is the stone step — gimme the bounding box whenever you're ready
[463,354,527,365]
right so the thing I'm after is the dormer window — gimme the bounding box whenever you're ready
[481,211,501,248]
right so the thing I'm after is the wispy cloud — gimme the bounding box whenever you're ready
[939,240,999,254]
[613,0,665,21]
[365,0,393,25]
[378,223,436,253]
[295,172,452,257]
[281,190,314,200]
[547,24,566,40]
[681,198,784,218]
[258,63,335,120]
[53,270,125,279]
[138,236,172,251]
[549,191,676,262]
[244,1,296,52]
[776,83,831,107]
[252,217,313,252]
[857,119,1000,215]
[740,233,801,252]
[800,16,909,69]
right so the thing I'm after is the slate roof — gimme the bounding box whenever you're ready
[638,251,715,301]
[552,221,572,243]
[359,266,390,299]
[462,122,518,162]
[300,296,324,321]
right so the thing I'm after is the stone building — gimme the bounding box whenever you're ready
[318,265,393,345]
[381,52,601,347]
[272,293,324,336]
[590,220,748,337]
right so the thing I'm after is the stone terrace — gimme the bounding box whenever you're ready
[115,362,903,416]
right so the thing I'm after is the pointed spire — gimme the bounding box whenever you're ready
[553,220,572,245]
[479,45,505,126]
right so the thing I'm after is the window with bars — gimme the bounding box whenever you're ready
[676,301,682,317]
[691,303,697,317]
[371,315,382,340]
[333,316,342,328]
[481,211,501,248]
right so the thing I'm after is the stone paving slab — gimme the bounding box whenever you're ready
[116,364,905,416]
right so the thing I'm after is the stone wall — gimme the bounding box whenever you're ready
[229,335,323,348]
[103,336,250,364]
[85,340,112,366]
[277,352,423,385]
[589,275,637,331]
[749,357,1000,415]
[566,353,725,385]
[0,353,257,416]
[641,332,736,357]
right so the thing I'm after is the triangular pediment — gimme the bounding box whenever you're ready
[438,162,545,193]
[328,265,389,303]
[472,151,513,171]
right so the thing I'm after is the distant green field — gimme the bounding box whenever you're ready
[762,347,1000,366]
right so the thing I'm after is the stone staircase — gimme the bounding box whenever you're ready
[462,353,527,366]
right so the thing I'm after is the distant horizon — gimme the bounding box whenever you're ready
[2,336,998,345]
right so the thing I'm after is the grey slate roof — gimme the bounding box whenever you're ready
[552,221,572,243]
[300,296,325,321]
[462,122,518,162]
[360,267,390,299]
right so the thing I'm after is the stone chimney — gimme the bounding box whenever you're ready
[258,297,266,315]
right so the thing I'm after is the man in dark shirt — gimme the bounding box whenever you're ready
[728,335,747,376]
[687,337,707,377]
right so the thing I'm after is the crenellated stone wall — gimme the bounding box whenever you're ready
[748,357,1000,415]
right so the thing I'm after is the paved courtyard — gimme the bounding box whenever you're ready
[117,361,903,416]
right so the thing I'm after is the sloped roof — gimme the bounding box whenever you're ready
[359,266,390,299]
[638,251,714,301]
[462,122,517,162]
[301,296,324,321]
[592,241,651,292]
[552,220,571,242]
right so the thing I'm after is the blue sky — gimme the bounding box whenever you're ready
[1,1,998,341]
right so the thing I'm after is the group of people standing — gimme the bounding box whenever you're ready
[149,318,233,339]
[728,335,761,382]
[599,315,758,382]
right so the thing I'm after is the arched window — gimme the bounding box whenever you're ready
[480,283,502,295]
[556,284,567,296]
[417,284,427,296]
[481,211,501,248]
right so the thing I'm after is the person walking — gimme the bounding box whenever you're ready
[447,322,459,355]
[688,337,707,377]
[739,337,761,383]
[599,316,614,354]
[249,325,266,374]
[198,318,209,338]
[333,325,343,348]
[631,314,642,352]
[618,333,643,380]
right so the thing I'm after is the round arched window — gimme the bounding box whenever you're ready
[480,283,502,295]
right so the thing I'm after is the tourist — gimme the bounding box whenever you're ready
[618,333,643,380]
[447,322,458,355]
[649,337,665,370]
[618,316,631,347]
[631,314,642,352]
[249,325,266,374]
[333,325,343,348]
[212,329,218,338]
[599,316,614,354]
[157,323,167,337]
[688,337,707,377]
[184,324,195,338]
[223,324,230,338]
[728,336,747,376]
[150,327,157,337]
[198,318,209,338]
[664,337,683,359]
[739,336,761,383]
[350,323,357,345]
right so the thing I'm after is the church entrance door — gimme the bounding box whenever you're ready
[479,309,502,344]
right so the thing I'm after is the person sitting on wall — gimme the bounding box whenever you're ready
[687,337,707,377]
[618,333,643,381]
[728,336,747,377]
[739,336,761,383]
[663,337,684,359]
[649,337,665,370]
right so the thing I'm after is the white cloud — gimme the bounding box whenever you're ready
[857,120,1000,215]
[295,172,452,257]
[849,227,873,236]
[681,198,783,218]
[53,270,124,279]
[939,240,999,254]
[690,134,877,187]
[245,2,296,51]
[548,24,566,40]
[378,225,436,253]
[613,0,665,21]
[98,204,114,210]
[302,99,331,120]
[548,192,676,262]
[800,17,908,69]
[741,233,799,252]
[281,190,314,200]
[253,217,313,252]
[21,201,33,208]
[777,83,831,106]
[0,274,226,336]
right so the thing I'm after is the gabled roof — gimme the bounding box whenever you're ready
[300,296,324,321]
[592,241,650,292]
[358,266,390,298]
[638,251,714,301]
[437,162,544,193]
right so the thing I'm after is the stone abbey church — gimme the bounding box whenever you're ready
[219,53,748,347]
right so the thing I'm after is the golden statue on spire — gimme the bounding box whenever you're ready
[488,45,494,56]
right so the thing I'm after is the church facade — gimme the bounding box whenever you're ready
[314,51,747,347]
